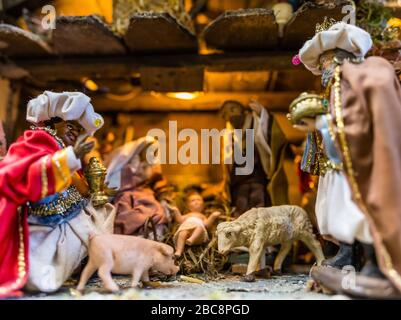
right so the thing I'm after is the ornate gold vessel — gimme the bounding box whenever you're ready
[288,92,327,125]
[84,157,109,208]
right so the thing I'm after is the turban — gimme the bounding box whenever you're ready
[27,91,104,135]
[299,22,373,75]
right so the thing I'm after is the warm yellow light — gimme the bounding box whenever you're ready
[166,92,201,100]
[83,78,99,91]
[388,17,401,28]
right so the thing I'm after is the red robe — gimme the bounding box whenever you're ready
[0,130,59,297]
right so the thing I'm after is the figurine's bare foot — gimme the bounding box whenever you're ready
[186,227,204,246]
[256,266,272,279]
[105,282,120,293]
[242,273,256,282]
[76,285,85,293]
[99,265,119,293]
[174,251,182,258]
[273,268,281,274]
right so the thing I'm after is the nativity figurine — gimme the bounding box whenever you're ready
[105,137,172,241]
[219,99,289,217]
[173,191,221,258]
[77,234,179,293]
[216,205,324,282]
[292,20,401,298]
[0,91,115,298]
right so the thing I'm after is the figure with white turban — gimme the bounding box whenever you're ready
[289,19,401,298]
[0,91,115,297]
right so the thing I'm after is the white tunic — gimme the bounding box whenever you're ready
[315,115,373,244]
[315,170,373,244]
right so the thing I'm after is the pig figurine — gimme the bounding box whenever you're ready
[77,234,179,292]
[217,205,325,282]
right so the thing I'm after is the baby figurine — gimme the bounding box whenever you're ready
[173,191,221,257]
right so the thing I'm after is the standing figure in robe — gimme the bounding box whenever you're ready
[220,99,288,217]
[291,21,401,298]
[0,91,115,297]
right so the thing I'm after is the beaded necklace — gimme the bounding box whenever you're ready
[30,125,66,149]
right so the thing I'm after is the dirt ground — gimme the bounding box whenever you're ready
[20,273,349,300]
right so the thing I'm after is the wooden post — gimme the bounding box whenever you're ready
[0,78,20,145]
[0,120,5,158]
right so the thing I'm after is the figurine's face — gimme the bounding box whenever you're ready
[319,50,339,87]
[221,102,246,129]
[319,50,336,73]
[187,193,204,212]
[138,161,154,181]
[54,120,85,146]
[216,223,241,254]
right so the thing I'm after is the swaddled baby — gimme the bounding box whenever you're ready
[172,191,221,257]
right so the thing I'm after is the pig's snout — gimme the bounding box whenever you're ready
[167,260,180,275]
[172,265,180,275]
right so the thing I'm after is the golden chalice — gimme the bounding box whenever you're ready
[84,157,109,208]
[288,92,327,125]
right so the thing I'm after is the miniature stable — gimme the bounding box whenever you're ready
[1,0,401,300]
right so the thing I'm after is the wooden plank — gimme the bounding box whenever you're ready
[16,52,297,81]
[0,24,52,58]
[203,8,278,51]
[0,78,20,142]
[53,15,126,56]
[282,1,352,50]
[123,12,198,54]
[91,91,301,112]
[140,66,204,92]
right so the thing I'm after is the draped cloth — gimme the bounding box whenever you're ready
[339,57,401,292]
[0,130,58,297]
[0,130,116,296]
[113,172,168,237]
[26,201,115,292]
[106,138,169,239]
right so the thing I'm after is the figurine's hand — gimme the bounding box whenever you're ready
[211,211,222,218]
[104,181,118,197]
[248,99,264,117]
[73,135,95,160]
[170,206,181,216]
[293,118,317,132]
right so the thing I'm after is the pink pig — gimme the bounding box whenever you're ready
[77,234,179,292]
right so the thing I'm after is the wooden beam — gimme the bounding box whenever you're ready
[16,51,299,81]
[203,8,278,51]
[53,16,126,56]
[124,13,198,54]
[0,23,52,58]
[91,91,301,112]
[282,1,352,50]
[140,66,204,92]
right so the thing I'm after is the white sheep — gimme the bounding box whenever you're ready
[217,205,325,281]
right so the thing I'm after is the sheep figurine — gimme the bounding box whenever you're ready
[217,205,325,282]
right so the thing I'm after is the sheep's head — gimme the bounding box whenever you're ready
[216,222,242,255]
